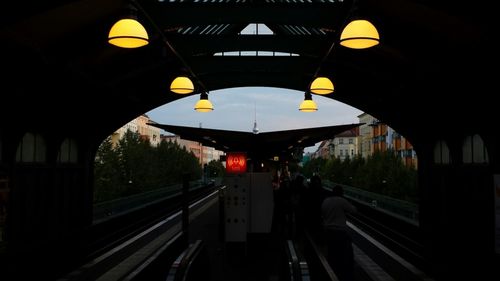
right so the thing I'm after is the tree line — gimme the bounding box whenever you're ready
[93,130,203,203]
[94,130,417,204]
[301,150,418,203]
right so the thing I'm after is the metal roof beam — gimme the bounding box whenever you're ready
[186,56,318,76]
[142,2,349,28]
[169,34,333,57]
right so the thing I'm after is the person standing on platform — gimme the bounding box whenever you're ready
[321,184,357,281]
[305,173,325,234]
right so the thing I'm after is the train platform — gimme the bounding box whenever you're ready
[187,195,287,281]
[183,190,434,281]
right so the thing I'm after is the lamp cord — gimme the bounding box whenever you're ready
[131,0,209,96]
[312,0,356,78]
[313,38,336,78]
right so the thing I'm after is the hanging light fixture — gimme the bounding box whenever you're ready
[170,76,195,94]
[340,19,379,49]
[108,3,149,49]
[310,77,334,95]
[299,93,318,112]
[194,92,214,112]
[108,19,149,48]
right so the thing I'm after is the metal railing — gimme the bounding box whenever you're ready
[93,179,218,223]
[323,181,419,225]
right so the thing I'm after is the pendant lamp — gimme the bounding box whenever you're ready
[170,76,195,94]
[340,19,379,49]
[299,93,318,112]
[310,77,334,95]
[108,18,149,48]
[194,92,214,112]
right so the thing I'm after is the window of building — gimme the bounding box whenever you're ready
[339,138,344,144]
[339,150,343,156]
[462,134,489,164]
[406,149,414,157]
[433,140,450,164]
[434,140,451,164]
[57,138,79,164]
[349,138,353,144]
[351,149,354,156]
[15,132,46,163]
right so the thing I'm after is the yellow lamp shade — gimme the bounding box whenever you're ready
[310,77,334,95]
[108,18,149,48]
[194,94,214,112]
[170,76,194,94]
[340,19,379,49]
[299,99,318,112]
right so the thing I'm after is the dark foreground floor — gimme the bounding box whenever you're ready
[187,200,288,281]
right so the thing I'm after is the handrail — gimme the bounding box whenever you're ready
[285,240,310,281]
[322,181,419,224]
[93,180,218,223]
[303,230,339,281]
[286,240,301,281]
[166,240,204,281]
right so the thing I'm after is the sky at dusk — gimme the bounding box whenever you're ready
[146,87,363,153]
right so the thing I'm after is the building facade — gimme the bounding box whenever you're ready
[330,128,359,161]
[315,140,332,159]
[111,114,161,147]
[310,113,417,167]
[361,113,417,167]
[311,128,359,161]
[358,113,374,159]
[161,135,225,165]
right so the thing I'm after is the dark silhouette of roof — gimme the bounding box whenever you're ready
[150,123,362,159]
[0,1,495,147]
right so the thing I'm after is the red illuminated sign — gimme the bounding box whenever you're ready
[226,152,247,174]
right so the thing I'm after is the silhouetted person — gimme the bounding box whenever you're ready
[321,185,357,281]
[279,168,294,236]
[305,173,325,234]
[272,169,291,236]
[289,173,305,237]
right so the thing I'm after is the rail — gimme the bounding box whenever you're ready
[285,240,305,281]
[320,182,424,272]
[57,185,223,281]
[347,202,425,272]
[303,230,339,281]
[348,221,434,281]
[165,240,205,281]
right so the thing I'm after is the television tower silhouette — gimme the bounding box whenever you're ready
[252,102,259,134]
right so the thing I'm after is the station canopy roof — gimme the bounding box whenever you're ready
[151,123,361,160]
[0,0,495,142]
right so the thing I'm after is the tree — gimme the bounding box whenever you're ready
[301,157,327,178]
[94,137,123,202]
[206,159,225,178]
[300,150,418,203]
[93,131,203,204]
[116,130,154,195]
